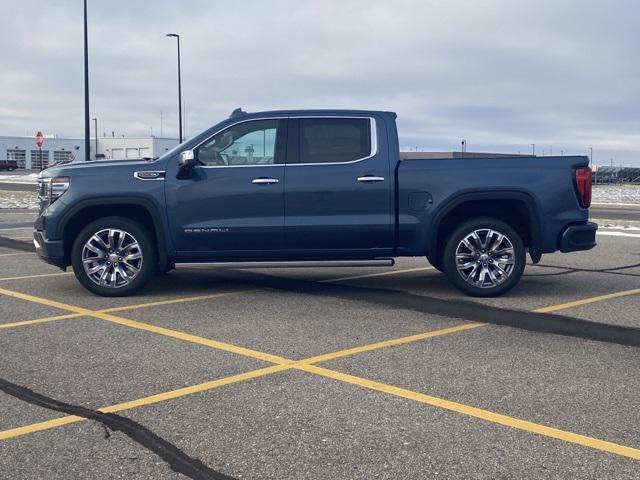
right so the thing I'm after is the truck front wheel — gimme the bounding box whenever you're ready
[442,217,525,297]
[71,217,157,297]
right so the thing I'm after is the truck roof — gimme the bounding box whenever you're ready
[232,108,397,118]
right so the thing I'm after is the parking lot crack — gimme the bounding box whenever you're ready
[0,377,237,480]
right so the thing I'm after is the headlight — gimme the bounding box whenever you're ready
[38,176,70,204]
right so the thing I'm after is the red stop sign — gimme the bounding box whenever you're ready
[35,131,44,148]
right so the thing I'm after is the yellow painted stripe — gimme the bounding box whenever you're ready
[0,290,258,331]
[0,415,85,441]
[323,266,435,283]
[534,288,640,313]
[91,310,292,365]
[0,252,33,257]
[0,365,289,441]
[0,286,290,365]
[0,313,82,330]
[0,272,71,282]
[300,364,640,460]
[100,364,289,412]
[101,289,258,313]
[300,322,485,365]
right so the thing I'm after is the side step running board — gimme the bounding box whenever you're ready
[175,259,395,269]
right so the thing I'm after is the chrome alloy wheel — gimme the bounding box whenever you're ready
[81,229,143,288]
[455,228,516,289]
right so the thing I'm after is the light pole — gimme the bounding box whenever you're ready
[166,33,183,143]
[83,0,90,161]
[92,118,98,160]
[589,147,593,168]
[531,144,535,156]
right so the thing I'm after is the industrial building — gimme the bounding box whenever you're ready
[0,135,179,169]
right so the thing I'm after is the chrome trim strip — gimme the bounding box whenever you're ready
[286,116,378,167]
[175,259,395,269]
[357,176,385,182]
[134,171,166,181]
[251,178,279,184]
[187,115,378,169]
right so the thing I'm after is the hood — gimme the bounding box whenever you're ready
[39,158,162,178]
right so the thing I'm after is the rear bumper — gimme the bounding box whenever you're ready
[33,230,66,269]
[559,222,597,252]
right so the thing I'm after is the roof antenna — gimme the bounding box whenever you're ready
[230,108,247,119]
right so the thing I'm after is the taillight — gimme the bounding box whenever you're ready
[574,167,592,208]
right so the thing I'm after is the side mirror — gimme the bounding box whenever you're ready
[179,150,196,167]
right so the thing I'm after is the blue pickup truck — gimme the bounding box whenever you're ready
[34,109,596,297]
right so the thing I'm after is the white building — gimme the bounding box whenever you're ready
[97,137,178,161]
[0,135,179,169]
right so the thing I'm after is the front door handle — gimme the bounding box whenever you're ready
[252,178,279,185]
[357,175,385,183]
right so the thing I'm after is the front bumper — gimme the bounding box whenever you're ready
[33,230,66,269]
[559,222,598,253]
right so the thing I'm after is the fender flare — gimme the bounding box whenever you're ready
[427,190,543,264]
[57,196,170,270]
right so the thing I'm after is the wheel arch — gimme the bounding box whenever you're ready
[427,190,543,267]
[57,197,169,270]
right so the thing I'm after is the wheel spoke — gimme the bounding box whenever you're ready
[123,242,140,254]
[458,260,477,269]
[117,232,126,251]
[122,261,140,274]
[470,231,483,250]
[461,237,476,254]
[125,252,142,261]
[87,264,106,275]
[489,233,504,253]
[98,267,110,286]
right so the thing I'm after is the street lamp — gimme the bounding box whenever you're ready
[83,0,91,161]
[531,144,535,156]
[92,118,98,160]
[166,33,183,143]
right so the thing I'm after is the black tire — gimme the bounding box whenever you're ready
[71,216,157,297]
[442,217,525,297]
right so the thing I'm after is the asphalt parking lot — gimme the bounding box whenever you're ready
[0,210,639,479]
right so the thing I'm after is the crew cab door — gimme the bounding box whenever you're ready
[284,116,393,254]
[165,118,287,256]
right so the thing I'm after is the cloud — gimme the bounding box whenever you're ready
[0,0,638,165]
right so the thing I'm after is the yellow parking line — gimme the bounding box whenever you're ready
[300,364,640,460]
[0,286,290,365]
[101,289,259,313]
[0,272,71,282]
[323,266,435,283]
[300,322,485,365]
[0,290,260,331]
[0,252,33,257]
[0,313,82,330]
[0,365,289,441]
[534,288,640,313]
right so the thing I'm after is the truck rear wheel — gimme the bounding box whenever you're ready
[442,217,525,297]
[71,217,156,297]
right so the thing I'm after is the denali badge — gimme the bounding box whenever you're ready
[184,228,230,233]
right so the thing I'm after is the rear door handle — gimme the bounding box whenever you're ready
[252,178,279,185]
[357,175,385,183]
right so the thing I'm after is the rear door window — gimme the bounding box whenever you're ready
[299,118,371,164]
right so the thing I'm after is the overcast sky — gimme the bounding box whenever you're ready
[1,0,638,165]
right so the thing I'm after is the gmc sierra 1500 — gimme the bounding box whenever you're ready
[34,109,596,297]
